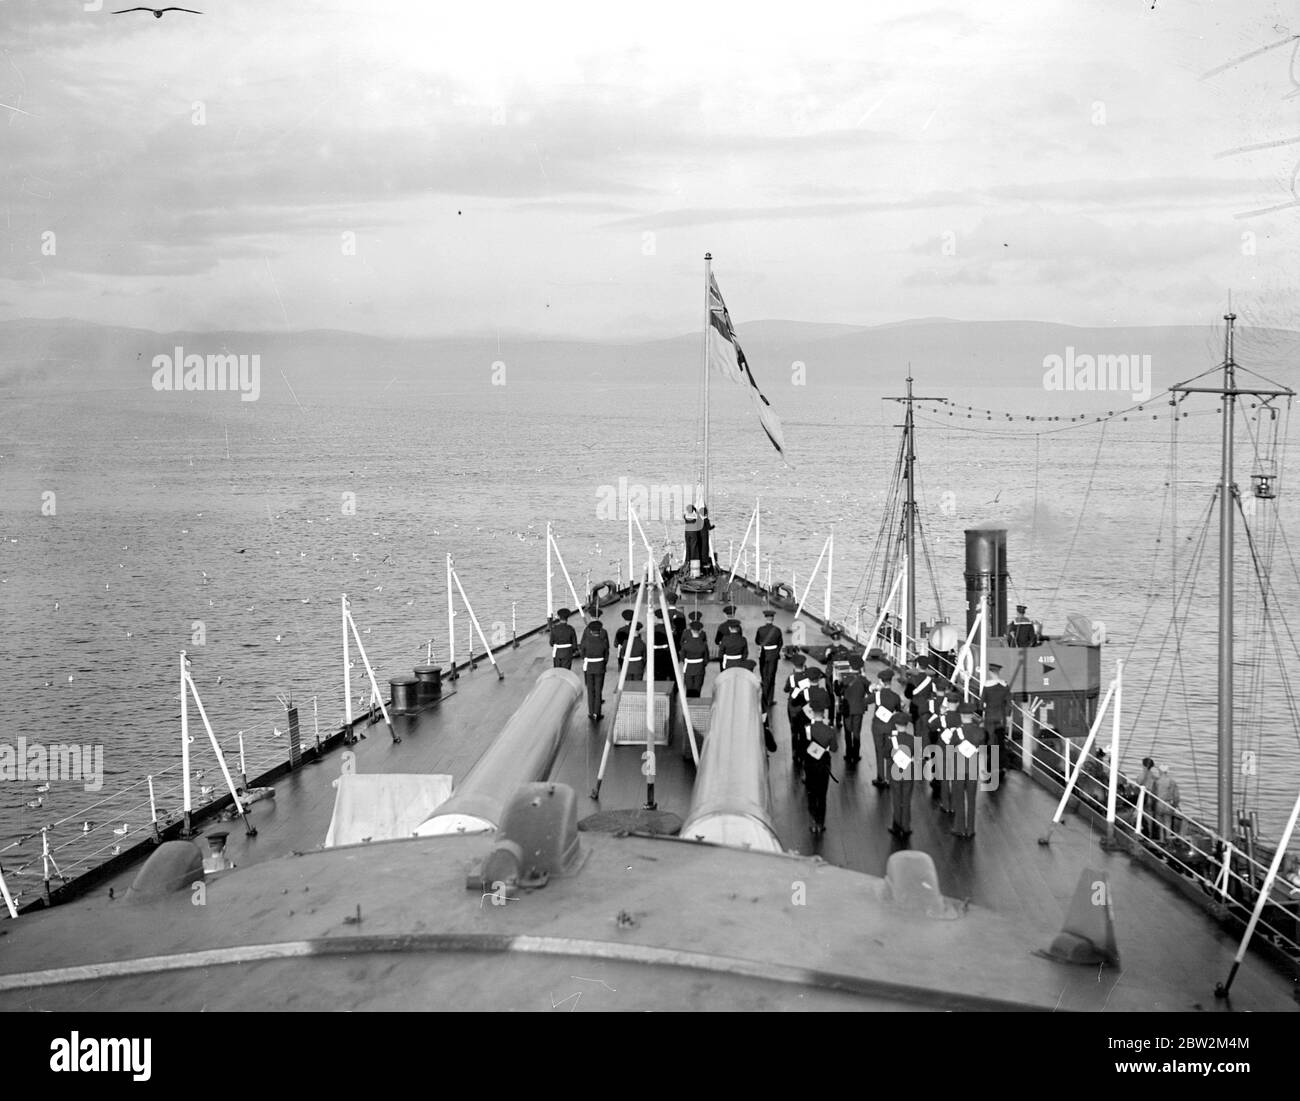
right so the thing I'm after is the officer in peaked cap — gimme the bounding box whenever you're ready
[715,604,741,646]
[755,609,783,708]
[680,613,710,697]
[982,662,1011,779]
[869,667,902,789]
[550,607,578,669]
[784,652,812,774]
[579,610,609,721]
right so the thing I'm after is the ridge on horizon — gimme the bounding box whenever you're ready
[3,314,1296,343]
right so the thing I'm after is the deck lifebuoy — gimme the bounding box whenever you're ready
[589,580,620,607]
[769,582,797,611]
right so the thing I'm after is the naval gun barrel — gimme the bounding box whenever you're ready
[680,667,782,853]
[416,668,583,836]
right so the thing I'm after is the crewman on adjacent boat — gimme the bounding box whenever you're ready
[680,613,710,696]
[950,701,986,838]
[666,593,687,650]
[981,663,1011,779]
[888,711,917,838]
[718,621,749,670]
[715,604,741,646]
[755,609,783,707]
[625,621,647,681]
[804,707,839,835]
[579,611,609,721]
[785,653,812,773]
[1007,604,1039,648]
[840,663,869,769]
[550,607,578,669]
[869,668,902,789]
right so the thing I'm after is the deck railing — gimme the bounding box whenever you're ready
[1003,704,1300,963]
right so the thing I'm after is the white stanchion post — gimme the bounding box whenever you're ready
[180,651,192,836]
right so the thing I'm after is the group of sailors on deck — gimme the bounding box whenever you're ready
[546,598,783,721]
[785,644,1010,838]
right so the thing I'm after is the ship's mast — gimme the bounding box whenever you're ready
[886,372,943,659]
[1171,312,1293,843]
[904,371,917,654]
[1217,315,1236,844]
[702,252,712,508]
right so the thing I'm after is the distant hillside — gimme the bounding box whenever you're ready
[2,316,1297,403]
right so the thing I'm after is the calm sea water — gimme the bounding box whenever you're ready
[2,362,1298,877]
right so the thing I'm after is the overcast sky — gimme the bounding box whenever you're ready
[1,0,1297,338]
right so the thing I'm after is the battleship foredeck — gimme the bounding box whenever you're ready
[1,580,1296,1011]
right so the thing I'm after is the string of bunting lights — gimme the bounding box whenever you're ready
[907,387,1290,436]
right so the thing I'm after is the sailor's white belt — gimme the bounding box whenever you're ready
[685,658,704,665]
[806,741,827,761]
[583,657,604,670]
[761,645,779,651]
[553,643,572,651]
[722,655,740,665]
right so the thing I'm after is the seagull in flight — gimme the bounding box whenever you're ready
[113,6,203,17]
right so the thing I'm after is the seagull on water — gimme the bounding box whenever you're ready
[112,823,128,836]
[113,7,202,18]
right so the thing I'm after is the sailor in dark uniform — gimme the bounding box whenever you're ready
[937,689,963,814]
[754,609,783,707]
[699,507,715,574]
[680,613,710,697]
[683,505,702,576]
[804,704,838,835]
[579,611,609,721]
[981,662,1011,779]
[651,608,673,679]
[869,667,902,789]
[626,622,647,681]
[718,621,749,670]
[666,593,687,650]
[950,702,986,837]
[888,710,917,838]
[550,607,578,669]
[784,653,812,774]
[715,604,741,646]
[615,608,634,653]
[840,663,868,768]
[921,676,948,799]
